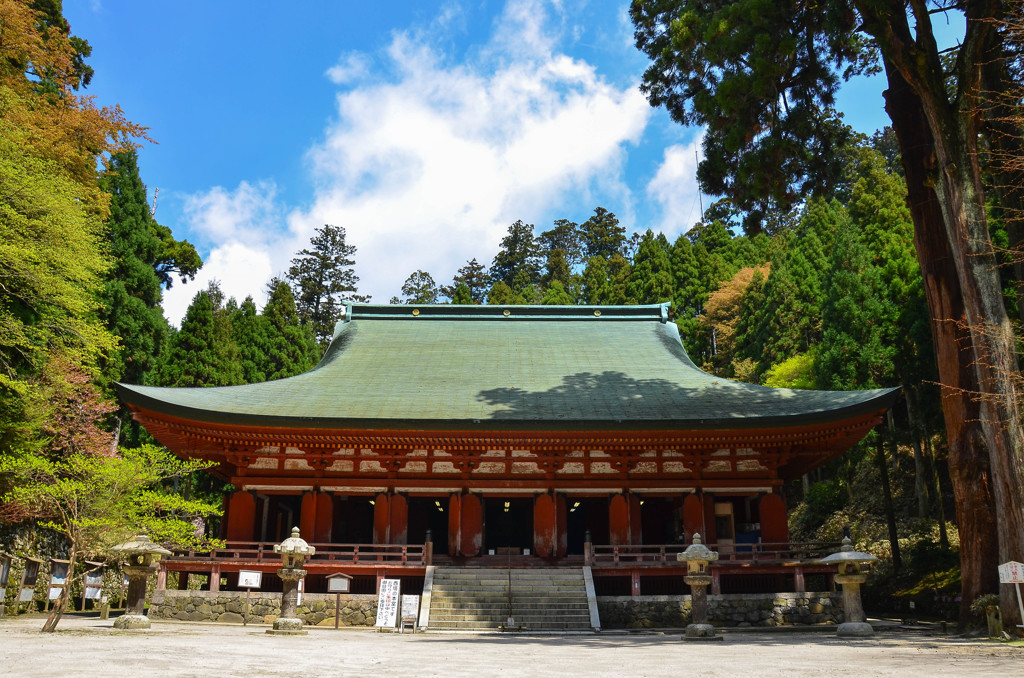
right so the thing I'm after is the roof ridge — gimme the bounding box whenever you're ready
[341,302,670,322]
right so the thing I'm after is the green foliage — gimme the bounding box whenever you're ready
[490,220,542,293]
[441,258,489,303]
[155,286,242,387]
[400,270,439,304]
[540,280,573,305]
[627,230,674,304]
[763,352,815,389]
[98,150,200,388]
[580,207,626,259]
[450,282,474,305]
[631,0,876,233]
[287,224,364,346]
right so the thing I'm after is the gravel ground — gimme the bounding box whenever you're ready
[1,614,1021,678]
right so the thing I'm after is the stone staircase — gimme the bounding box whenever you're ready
[425,567,596,632]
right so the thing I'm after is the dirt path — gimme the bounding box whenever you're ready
[1,615,1021,677]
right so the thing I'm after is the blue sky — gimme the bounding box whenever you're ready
[66,0,904,323]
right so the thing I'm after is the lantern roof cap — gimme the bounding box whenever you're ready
[274,527,315,557]
[819,537,877,565]
[111,532,171,558]
[677,533,719,563]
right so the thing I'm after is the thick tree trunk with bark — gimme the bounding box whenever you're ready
[881,60,1000,625]
[859,0,1024,626]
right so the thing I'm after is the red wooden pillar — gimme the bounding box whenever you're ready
[682,494,704,542]
[389,494,408,545]
[460,493,482,557]
[314,492,334,543]
[448,493,461,556]
[702,494,717,544]
[555,494,568,557]
[628,494,642,545]
[226,491,256,542]
[609,494,629,546]
[534,494,557,557]
[609,494,642,546]
[373,493,391,544]
[300,491,317,540]
[759,493,789,545]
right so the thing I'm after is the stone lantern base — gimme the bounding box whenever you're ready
[266,617,307,635]
[113,614,152,630]
[836,621,874,637]
[684,623,723,641]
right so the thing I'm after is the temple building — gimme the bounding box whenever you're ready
[117,303,897,603]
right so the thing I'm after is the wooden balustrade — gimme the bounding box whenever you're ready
[589,541,842,567]
[170,542,427,566]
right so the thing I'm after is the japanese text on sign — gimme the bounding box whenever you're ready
[375,578,401,628]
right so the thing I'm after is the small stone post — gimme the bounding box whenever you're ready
[677,533,722,641]
[110,534,171,630]
[820,537,877,638]
[268,527,315,635]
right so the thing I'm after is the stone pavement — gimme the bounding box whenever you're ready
[1,613,1021,677]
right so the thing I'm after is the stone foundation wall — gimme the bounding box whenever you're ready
[149,590,379,627]
[597,592,843,629]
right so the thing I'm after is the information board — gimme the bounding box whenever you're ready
[48,560,69,600]
[238,570,262,588]
[998,561,1024,584]
[401,595,420,626]
[83,567,104,600]
[375,578,401,628]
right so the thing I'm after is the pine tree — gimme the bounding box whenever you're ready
[400,270,439,304]
[580,207,626,259]
[155,286,242,387]
[626,230,674,304]
[450,283,474,305]
[490,220,542,293]
[441,258,490,303]
[98,150,200,387]
[287,224,363,346]
[261,279,321,380]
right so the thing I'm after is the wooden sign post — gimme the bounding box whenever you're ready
[237,570,262,626]
[998,561,1024,629]
[327,573,353,630]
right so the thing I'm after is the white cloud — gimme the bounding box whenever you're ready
[167,0,654,316]
[325,52,371,85]
[182,180,282,245]
[162,240,275,327]
[163,182,287,325]
[646,137,704,235]
[294,1,650,300]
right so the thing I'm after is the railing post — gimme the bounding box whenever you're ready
[584,530,592,567]
[630,569,641,596]
[425,529,433,566]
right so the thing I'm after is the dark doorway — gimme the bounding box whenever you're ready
[641,497,681,545]
[407,497,449,546]
[483,497,532,551]
[566,498,609,554]
[331,496,374,543]
[258,495,300,543]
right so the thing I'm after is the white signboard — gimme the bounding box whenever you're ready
[401,595,420,625]
[238,570,263,588]
[83,569,104,600]
[998,561,1024,584]
[375,578,401,628]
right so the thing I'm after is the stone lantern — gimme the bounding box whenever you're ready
[820,537,877,637]
[110,533,171,630]
[268,527,315,635]
[676,533,721,641]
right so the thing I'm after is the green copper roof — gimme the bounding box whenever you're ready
[116,303,898,431]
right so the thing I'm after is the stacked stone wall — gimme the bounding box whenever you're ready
[149,590,379,627]
[597,592,843,629]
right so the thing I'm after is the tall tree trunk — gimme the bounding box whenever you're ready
[879,60,999,626]
[855,0,1024,627]
[904,390,930,519]
[876,430,902,572]
[41,546,76,633]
